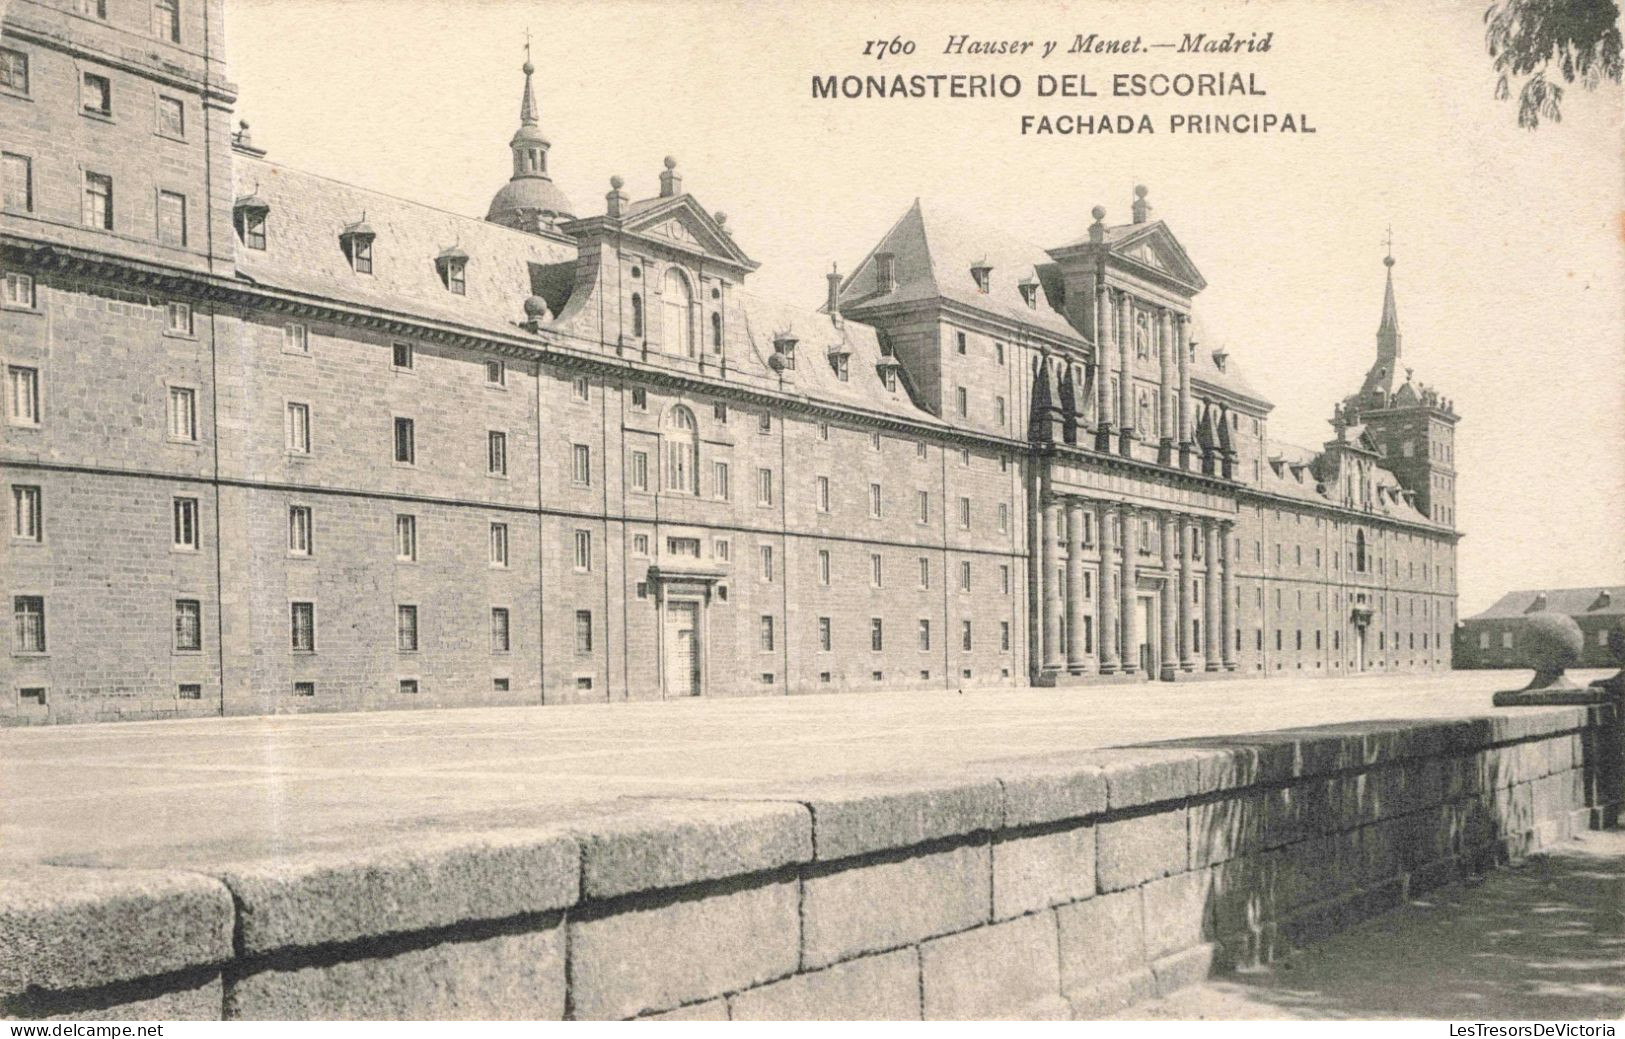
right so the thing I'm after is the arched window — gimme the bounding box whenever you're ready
[663,269,693,357]
[710,311,723,352]
[664,406,698,494]
[631,293,643,338]
[1355,530,1367,573]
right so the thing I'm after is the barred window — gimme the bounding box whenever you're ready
[491,608,510,653]
[396,605,418,652]
[14,595,45,652]
[174,599,201,651]
[290,602,315,652]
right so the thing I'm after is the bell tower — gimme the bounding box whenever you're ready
[1344,241,1460,527]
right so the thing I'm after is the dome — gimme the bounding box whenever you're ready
[486,176,576,229]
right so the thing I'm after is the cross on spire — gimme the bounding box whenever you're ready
[1381,225,1395,266]
[524,27,532,65]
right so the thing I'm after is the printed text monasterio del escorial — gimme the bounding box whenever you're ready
[811,72,1316,135]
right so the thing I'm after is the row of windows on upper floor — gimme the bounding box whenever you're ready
[3,0,185,50]
[0,152,193,246]
[1,50,190,131]
[1474,628,1612,651]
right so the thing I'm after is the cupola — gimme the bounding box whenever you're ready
[485,40,576,232]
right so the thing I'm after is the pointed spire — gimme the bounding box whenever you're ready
[519,30,538,127]
[1378,227,1399,338]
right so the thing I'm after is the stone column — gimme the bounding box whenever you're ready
[1066,500,1086,674]
[1027,466,1043,680]
[1118,293,1135,455]
[1120,503,1139,674]
[1157,308,1174,466]
[1042,494,1062,675]
[1176,313,1193,470]
[1160,511,1178,680]
[1204,517,1221,672]
[1178,517,1195,672]
[1097,500,1119,674]
[1095,286,1114,451]
[1220,519,1237,671]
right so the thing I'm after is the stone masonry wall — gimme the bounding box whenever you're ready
[2,703,1618,1020]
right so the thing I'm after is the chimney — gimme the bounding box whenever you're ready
[605,175,627,218]
[659,156,681,197]
[826,263,842,326]
[1088,205,1106,244]
[876,252,897,293]
[1131,184,1151,223]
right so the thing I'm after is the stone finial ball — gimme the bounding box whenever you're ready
[1134,184,1148,198]
[664,156,677,170]
[1091,205,1106,221]
[714,211,727,224]
[610,175,624,189]
[767,353,787,372]
[523,295,550,319]
[1523,612,1584,674]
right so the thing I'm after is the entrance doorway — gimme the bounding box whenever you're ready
[1354,624,1367,673]
[1138,594,1157,680]
[664,600,702,696]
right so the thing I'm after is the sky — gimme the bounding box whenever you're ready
[224,0,1624,616]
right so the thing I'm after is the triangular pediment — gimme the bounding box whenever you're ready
[1107,221,1206,291]
[621,196,756,271]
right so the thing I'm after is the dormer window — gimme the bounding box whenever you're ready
[828,343,851,382]
[772,332,798,370]
[970,260,992,294]
[876,252,898,293]
[233,193,269,250]
[340,216,375,275]
[435,245,468,295]
[1018,277,1038,308]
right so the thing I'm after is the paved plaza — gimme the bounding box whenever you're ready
[2,668,1610,869]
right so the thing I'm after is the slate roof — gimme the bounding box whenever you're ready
[232,156,576,339]
[1466,587,1625,621]
[836,199,1085,342]
[1259,436,1435,525]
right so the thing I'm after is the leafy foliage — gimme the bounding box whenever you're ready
[1484,0,1622,127]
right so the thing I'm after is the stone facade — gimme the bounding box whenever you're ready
[1,0,1459,724]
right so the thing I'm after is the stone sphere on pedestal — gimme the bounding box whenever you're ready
[1521,612,1583,688]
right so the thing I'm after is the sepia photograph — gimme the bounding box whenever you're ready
[1,0,1622,1026]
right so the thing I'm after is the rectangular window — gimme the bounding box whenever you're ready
[630,450,649,492]
[997,503,1009,533]
[870,553,883,587]
[956,331,967,354]
[995,396,1006,427]
[572,375,589,401]
[713,538,730,562]
[962,620,973,651]
[0,48,29,94]
[285,402,310,453]
[956,386,968,417]
[919,557,930,589]
[756,468,773,506]
[396,605,418,651]
[168,386,196,441]
[1000,565,1010,595]
[818,549,831,585]
[395,514,416,561]
[630,386,647,409]
[392,341,414,369]
[918,619,931,652]
[917,490,930,525]
[399,679,420,695]
[284,323,308,353]
[489,523,509,566]
[243,211,266,250]
[486,360,506,385]
[572,443,592,484]
[2,153,32,212]
[173,599,201,651]
[760,615,775,652]
[713,461,730,501]
[869,483,882,518]
[488,431,508,475]
[575,609,593,654]
[666,537,700,558]
[166,301,192,335]
[178,683,201,700]
[82,171,114,230]
[816,475,830,513]
[2,271,32,309]
[818,617,832,652]
[157,190,187,247]
[288,505,311,556]
[14,596,45,653]
[959,561,972,592]
[12,485,41,542]
[290,602,314,652]
[157,95,184,138]
[153,0,180,42]
[82,72,111,115]
[393,417,415,464]
[758,412,772,435]
[713,402,728,424]
[170,496,198,550]
[350,237,372,274]
[760,544,774,582]
[870,617,884,652]
[491,608,510,653]
[573,529,592,571]
[292,680,315,697]
[1001,620,1011,651]
[871,431,882,452]
[958,497,971,529]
